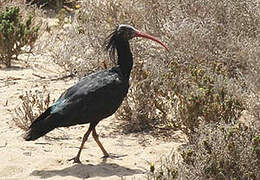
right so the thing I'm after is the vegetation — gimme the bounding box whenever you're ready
[0,6,39,67]
[25,0,79,10]
[8,0,260,179]
[13,86,53,131]
[44,0,259,134]
[148,121,260,180]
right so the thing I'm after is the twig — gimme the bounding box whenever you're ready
[0,141,7,148]
[63,5,74,12]
[32,73,46,79]
[7,76,22,81]
[32,73,76,81]
[50,73,76,81]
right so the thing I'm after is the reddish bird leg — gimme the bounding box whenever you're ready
[69,124,109,163]
[92,128,109,158]
[68,125,93,163]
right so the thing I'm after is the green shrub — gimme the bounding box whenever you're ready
[0,6,39,67]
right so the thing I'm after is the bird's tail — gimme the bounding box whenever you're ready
[24,107,60,141]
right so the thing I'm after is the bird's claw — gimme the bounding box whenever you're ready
[102,154,109,159]
[101,153,127,159]
[68,157,82,164]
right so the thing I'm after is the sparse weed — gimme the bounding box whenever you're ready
[13,86,54,131]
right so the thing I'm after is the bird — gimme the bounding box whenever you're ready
[23,24,169,163]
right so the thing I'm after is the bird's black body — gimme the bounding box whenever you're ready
[25,67,130,140]
[55,67,129,127]
[24,24,168,163]
[24,29,133,141]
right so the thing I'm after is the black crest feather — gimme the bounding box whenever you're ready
[104,27,118,64]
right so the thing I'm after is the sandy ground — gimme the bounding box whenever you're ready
[0,55,184,180]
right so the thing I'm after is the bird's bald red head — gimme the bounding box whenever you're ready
[117,24,169,52]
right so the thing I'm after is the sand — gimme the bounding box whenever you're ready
[0,55,184,180]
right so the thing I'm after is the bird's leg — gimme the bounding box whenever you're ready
[92,128,109,158]
[68,125,93,163]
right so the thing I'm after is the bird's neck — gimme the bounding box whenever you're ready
[116,39,133,79]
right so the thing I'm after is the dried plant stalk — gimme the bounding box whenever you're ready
[13,86,53,131]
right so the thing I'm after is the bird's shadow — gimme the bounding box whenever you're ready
[30,162,144,179]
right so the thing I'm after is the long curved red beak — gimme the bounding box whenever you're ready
[134,31,169,52]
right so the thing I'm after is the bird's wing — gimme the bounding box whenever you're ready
[56,70,106,101]
[50,68,123,116]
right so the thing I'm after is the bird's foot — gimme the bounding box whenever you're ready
[68,156,82,164]
[102,154,109,159]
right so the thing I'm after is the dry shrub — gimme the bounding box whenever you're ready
[185,122,259,179]
[165,57,248,136]
[116,0,259,134]
[13,86,53,131]
[44,0,152,77]
[41,0,259,135]
[148,121,260,180]
[25,0,79,10]
[145,0,260,178]
[115,61,172,133]
[42,0,170,134]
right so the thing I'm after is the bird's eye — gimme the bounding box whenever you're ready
[126,28,134,39]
